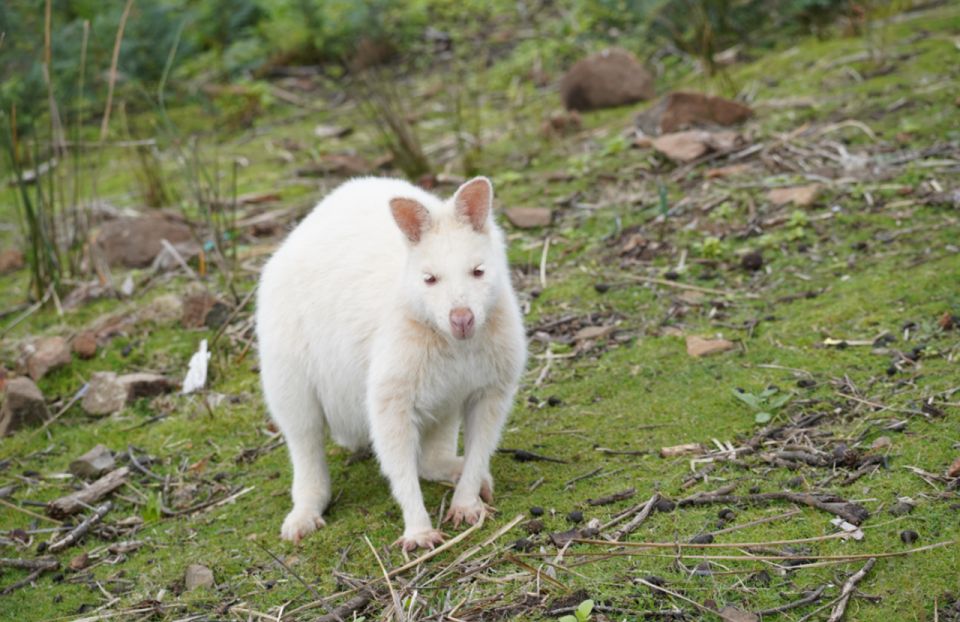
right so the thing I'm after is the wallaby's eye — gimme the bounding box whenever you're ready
[472,265,485,278]
[424,274,438,285]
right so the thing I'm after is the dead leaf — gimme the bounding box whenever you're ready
[686,335,735,357]
[768,184,821,207]
[660,443,703,458]
[653,131,711,162]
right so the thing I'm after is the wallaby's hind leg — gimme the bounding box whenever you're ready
[261,359,330,544]
[418,414,461,484]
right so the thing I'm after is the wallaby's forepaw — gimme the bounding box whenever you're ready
[281,508,326,544]
[393,528,446,552]
[444,498,494,528]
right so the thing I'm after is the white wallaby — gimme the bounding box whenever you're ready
[256,176,526,550]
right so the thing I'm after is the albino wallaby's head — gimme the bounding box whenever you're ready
[390,177,506,341]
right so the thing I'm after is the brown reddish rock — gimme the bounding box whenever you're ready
[0,248,24,274]
[95,214,194,268]
[560,48,655,111]
[637,91,753,135]
[25,336,72,381]
[72,331,98,360]
[1,377,50,435]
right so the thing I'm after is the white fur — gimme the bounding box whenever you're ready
[255,176,527,549]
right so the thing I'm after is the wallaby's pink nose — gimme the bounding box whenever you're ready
[449,307,475,340]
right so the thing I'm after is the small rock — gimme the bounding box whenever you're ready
[946,456,960,478]
[71,331,98,360]
[594,283,610,294]
[889,500,915,516]
[184,563,214,591]
[653,497,676,513]
[512,537,534,552]
[504,207,553,229]
[530,506,544,517]
[567,510,584,524]
[181,285,228,329]
[560,47,655,111]
[95,213,195,268]
[900,530,919,544]
[69,444,115,479]
[636,91,753,135]
[69,552,89,571]
[871,436,892,450]
[690,533,714,544]
[686,335,735,357]
[25,336,72,381]
[0,248,24,274]
[652,130,711,162]
[768,184,821,207]
[740,251,763,272]
[81,372,130,416]
[81,371,174,415]
[546,396,563,407]
[797,378,817,388]
[139,294,184,325]
[1,377,50,436]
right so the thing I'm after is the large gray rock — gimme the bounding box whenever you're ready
[560,48,655,112]
[1,377,50,436]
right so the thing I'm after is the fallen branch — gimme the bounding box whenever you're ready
[587,488,636,506]
[678,490,869,525]
[46,501,112,553]
[828,558,876,622]
[315,589,377,622]
[0,557,59,571]
[756,585,827,615]
[47,467,129,518]
[612,493,661,541]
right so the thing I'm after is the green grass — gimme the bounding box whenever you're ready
[2,5,960,621]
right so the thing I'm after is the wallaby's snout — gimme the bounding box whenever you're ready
[450,307,475,340]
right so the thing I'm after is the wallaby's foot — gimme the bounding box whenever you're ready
[281,507,326,544]
[394,528,446,552]
[444,498,493,528]
[439,459,495,504]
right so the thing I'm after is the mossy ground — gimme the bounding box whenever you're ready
[2,5,959,621]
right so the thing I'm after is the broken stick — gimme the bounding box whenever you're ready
[47,467,129,519]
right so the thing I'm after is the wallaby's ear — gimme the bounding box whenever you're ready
[453,177,493,233]
[390,197,431,244]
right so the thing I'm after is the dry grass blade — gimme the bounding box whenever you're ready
[99,0,134,141]
[364,535,404,622]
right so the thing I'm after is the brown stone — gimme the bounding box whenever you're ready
[0,248,24,274]
[1,377,50,435]
[686,335,736,357]
[560,48,655,111]
[706,163,752,179]
[72,331,98,360]
[504,208,553,229]
[81,371,174,416]
[181,285,228,329]
[947,456,960,479]
[95,214,194,268]
[25,336,72,381]
[637,91,753,135]
[768,184,821,207]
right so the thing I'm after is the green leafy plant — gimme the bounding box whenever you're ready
[696,235,727,260]
[559,599,594,622]
[733,386,792,424]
